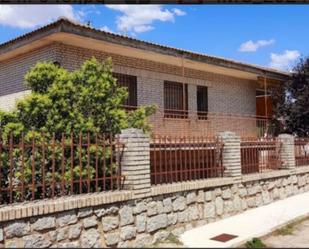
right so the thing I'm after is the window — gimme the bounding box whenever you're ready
[164,81,188,118]
[113,73,137,110]
[197,86,208,120]
[53,61,61,67]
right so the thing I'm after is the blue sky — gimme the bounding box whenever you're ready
[0,5,308,71]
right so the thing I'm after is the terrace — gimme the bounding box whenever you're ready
[148,108,272,138]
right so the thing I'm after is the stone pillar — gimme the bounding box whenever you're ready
[218,131,242,179]
[278,134,296,169]
[118,128,151,198]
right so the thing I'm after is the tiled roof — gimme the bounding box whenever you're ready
[0,17,290,79]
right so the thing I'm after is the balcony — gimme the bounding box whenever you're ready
[150,108,272,138]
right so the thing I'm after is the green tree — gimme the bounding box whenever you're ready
[0,57,155,203]
[271,57,309,137]
[1,57,155,136]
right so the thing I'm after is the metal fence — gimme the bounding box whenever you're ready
[295,138,309,167]
[150,135,224,185]
[241,138,282,174]
[0,132,123,205]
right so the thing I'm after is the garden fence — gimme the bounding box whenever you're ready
[0,131,123,205]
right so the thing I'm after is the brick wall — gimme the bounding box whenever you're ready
[56,43,258,115]
[0,43,60,97]
[0,43,259,136]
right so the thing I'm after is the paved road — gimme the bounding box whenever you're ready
[264,219,309,248]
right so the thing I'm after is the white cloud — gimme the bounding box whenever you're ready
[239,39,275,52]
[269,50,300,71]
[105,5,186,34]
[173,8,186,16]
[0,5,80,29]
[100,25,114,33]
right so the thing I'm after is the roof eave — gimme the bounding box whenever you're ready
[59,20,289,81]
[0,18,290,81]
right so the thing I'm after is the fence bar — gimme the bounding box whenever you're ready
[87,132,91,193]
[110,134,113,190]
[295,138,309,167]
[61,133,65,196]
[42,132,46,198]
[9,133,13,203]
[150,134,224,185]
[0,131,123,205]
[102,134,106,191]
[70,132,74,194]
[21,132,25,202]
[241,137,282,174]
[0,131,2,204]
[95,134,99,192]
[52,133,56,198]
[78,132,82,194]
[115,135,120,190]
[31,132,35,201]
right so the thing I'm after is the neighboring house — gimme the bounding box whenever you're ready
[0,18,290,137]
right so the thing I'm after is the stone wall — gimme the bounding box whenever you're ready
[0,170,309,248]
[0,130,308,247]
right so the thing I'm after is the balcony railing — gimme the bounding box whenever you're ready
[123,105,273,138]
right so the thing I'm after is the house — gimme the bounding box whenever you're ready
[0,18,290,137]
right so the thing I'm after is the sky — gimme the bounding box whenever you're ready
[0,5,309,71]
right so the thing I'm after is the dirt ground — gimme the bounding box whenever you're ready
[151,234,184,248]
[262,217,309,248]
[152,242,184,248]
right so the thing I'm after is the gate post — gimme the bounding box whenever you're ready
[278,134,296,170]
[118,128,151,198]
[218,131,242,180]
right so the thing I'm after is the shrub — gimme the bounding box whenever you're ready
[245,238,266,248]
[0,57,156,203]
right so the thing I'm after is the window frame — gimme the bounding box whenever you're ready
[196,85,208,120]
[164,80,188,119]
[113,72,137,110]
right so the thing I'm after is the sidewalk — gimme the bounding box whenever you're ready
[180,191,309,248]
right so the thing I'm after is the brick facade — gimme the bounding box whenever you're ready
[0,43,60,97]
[0,42,260,136]
[56,43,258,116]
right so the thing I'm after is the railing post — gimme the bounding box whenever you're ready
[278,134,296,169]
[118,128,151,198]
[218,131,242,180]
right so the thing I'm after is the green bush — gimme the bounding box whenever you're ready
[245,238,266,248]
[0,57,156,203]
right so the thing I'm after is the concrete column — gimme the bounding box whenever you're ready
[118,128,151,198]
[278,134,296,169]
[218,131,242,179]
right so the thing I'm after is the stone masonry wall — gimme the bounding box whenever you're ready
[0,171,309,248]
